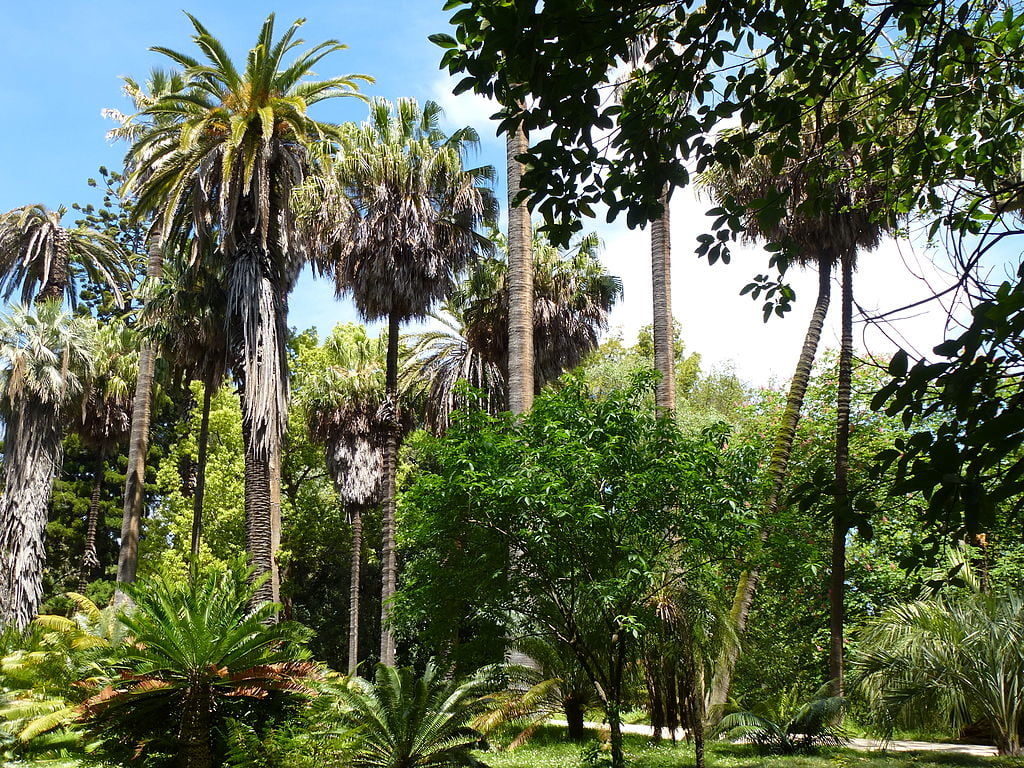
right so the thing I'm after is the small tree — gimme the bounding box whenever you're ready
[401,374,754,768]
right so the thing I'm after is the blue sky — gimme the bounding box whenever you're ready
[0,2,965,383]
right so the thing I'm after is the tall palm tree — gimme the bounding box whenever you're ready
[123,13,370,604]
[105,67,188,591]
[699,115,889,715]
[651,186,675,411]
[74,321,138,591]
[0,303,96,628]
[295,97,496,664]
[296,324,391,674]
[0,204,128,307]
[506,126,534,415]
[407,228,621,432]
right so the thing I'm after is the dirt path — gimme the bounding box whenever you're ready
[549,720,999,758]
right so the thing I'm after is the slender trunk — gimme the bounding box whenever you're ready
[707,255,834,724]
[692,661,706,768]
[79,453,105,592]
[242,415,276,607]
[116,228,164,592]
[565,697,587,741]
[506,126,534,415]
[607,701,625,768]
[0,401,63,628]
[190,383,214,558]
[651,186,675,411]
[379,312,401,666]
[269,440,283,600]
[830,251,854,697]
[178,683,212,768]
[348,503,363,675]
[35,229,70,304]
[646,654,665,741]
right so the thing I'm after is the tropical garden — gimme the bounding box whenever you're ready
[1,3,1023,768]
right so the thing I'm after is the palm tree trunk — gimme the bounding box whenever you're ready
[116,228,164,593]
[830,251,854,697]
[0,401,63,629]
[242,415,276,607]
[178,683,212,768]
[35,229,70,304]
[651,187,675,411]
[78,453,105,593]
[707,255,834,724]
[379,312,401,666]
[190,382,214,558]
[565,696,587,741]
[348,502,363,674]
[506,126,534,415]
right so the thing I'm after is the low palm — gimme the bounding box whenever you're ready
[332,662,494,768]
[81,560,318,768]
[713,687,847,754]
[853,590,1024,755]
[0,303,96,629]
[0,204,129,307]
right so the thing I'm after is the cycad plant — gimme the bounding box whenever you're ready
[713,686,848,755]
[81,560,319,768]
[296,97,496,663]
[331,661,495,768]
[0,303,96,629]
[853,590,1024,755]
[124,12,370,603]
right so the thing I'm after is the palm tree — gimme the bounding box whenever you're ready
[81,561,318,768]
[140,255,228,557]
[123,13,370,604]
[407,228,621,432]
[296,97,496,664]
[853,590,1024,755]
[506,126,534,416]
[0,204,128,306]
[73,321,138,591]
[0,303,96,629]
[331,661,496,768]
[651,187,675,411]
[105,67,189,591]
[295,324,392,674]
[699,113,890,714]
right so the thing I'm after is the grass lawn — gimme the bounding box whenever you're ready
[479,727,1024,768]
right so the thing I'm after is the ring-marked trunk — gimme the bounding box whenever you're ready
[190,382,214,557]
[506,126,534,415]
[379,312,401,666]
[651,187,675,411]
[707,255,833,723]
[79,453,106,592]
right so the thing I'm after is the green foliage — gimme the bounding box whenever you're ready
[331,661,495,768]
[714,688,848,755]
[853,590,1024,755]
[81,560,318,765]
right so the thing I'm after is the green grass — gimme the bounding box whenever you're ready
[479,726,1024,768]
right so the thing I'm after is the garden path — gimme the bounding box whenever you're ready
[548,720,999,757]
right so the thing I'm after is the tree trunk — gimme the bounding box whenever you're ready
[242,416,276,607]
[116,228,164,593]
[0,401,63,628]
[78,453,105,593]
[607,701,625,768]
[348,503,363,675]
[178,683,212,768]
[35,228,70,304]
[506,125,534,415]
[379,312,401,666]
[830,251,854,697]
[651,187,675,411]
[565,696,587,741]
[707,255,834,724]
[190,382,214,558]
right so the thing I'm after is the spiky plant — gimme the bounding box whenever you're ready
[295,97,496,663]
[0,304,96,628]
[124,12,370,603]
[852,590,1024,755]
[713,687,848,754]
[330,661,495,768]
[80,560,318,768]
